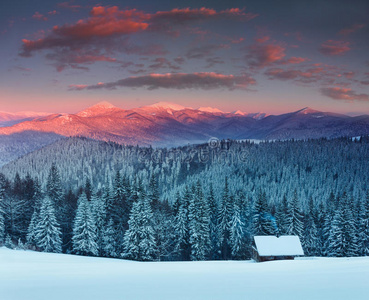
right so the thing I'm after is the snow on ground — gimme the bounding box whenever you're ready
[1,247,369,300]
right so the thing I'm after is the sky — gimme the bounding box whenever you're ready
[0,0,368,115]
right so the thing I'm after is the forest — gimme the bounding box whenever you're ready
[0,136,369,260]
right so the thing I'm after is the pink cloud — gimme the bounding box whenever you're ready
[57,2,82,12]
[255,36,270,44]
[265,68,323,82]
[245,43,286,68]
[32,12,48,21]
[319,40,350,56]
[151,7,257,24]
[321,87,369,102]
[69,72,256,91]
[281,57,308,65]
[338,24,365,36]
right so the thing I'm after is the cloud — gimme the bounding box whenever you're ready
[360,81,369,85]
[45,50,118,72]
[174,56,185,64]
[69,72,256,91]
[205,57,225,68]
[319,40,350,56]
[245,43,286,68]
[338,24,365,36]
[20,5,253,72]
[151,7,257,25]
[148,58,181,70]
[57,2,82,12]
[20,7,150,57]
[281,57,308,64]
[265,67,324,83]
[186,44,229,59]
[321,87,369,102]
[32,12,48,21]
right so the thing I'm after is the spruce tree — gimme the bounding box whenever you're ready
[0,189,5,244]
[35,196,62,253]
[103,218,118,258]
[188,181,210,261]
[286,190,304,238]
[91,192,107,255]
[218,177,234,259]
[252,191,275,236]
[72,193,98,256]
[230,202,244,259]
[26,210,39,247]
[123,187,157,261]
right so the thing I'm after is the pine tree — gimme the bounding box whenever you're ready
[359,192,369,256]
[46,164,63,207]
[328,205,345,257]
[252,191,275,236]
[208,183,219,259]
[218,177,234,259]
[122,199,142,260]
[123,188,157,261]
[91,192,107,255]
[286,190,304,238]
[0,186,5,244]
[5,234,14,249]
[140,192,157,261]
[103,218,118,258]
[188,181,210,261]
[174,187,190,260]
[230,202,244,259]
[26,209,39,247]
[35,196,62,253]
[72,193,98,256]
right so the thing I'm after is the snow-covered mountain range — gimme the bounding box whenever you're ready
[2,101,368,147]
[0,111,52,127]
[1,101,369,167]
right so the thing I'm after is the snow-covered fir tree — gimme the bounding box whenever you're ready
[35,196,62,253]
[103,218,118,258]
[230,202,244,259]
[123,184,157,261]
[72,193,98,256]
[188,181,210,261]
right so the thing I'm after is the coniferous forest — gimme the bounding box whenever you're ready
[1,136,369,261]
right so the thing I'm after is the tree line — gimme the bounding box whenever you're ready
[1,163,368,260]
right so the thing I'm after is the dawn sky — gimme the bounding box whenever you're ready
[0,0,368,115]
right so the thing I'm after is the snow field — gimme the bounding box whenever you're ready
[1,248,369,300]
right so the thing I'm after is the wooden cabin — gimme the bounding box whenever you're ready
[252,235,304,262]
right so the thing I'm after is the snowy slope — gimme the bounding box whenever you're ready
[1,247,369,300]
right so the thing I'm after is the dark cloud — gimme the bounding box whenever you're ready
[321,87,369,102]
[245,43,286,68]
[265,67,324,83]
[69,72,256,91]
[186,44,229,59]
[338,24,365,36]
[205,57,225,68]
[20,5,252,72]
[148,58,181,70]
[319,40,350,56]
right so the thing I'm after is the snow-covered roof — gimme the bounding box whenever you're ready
[254,235,304,256]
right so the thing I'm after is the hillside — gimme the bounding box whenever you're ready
[1,248,369,300]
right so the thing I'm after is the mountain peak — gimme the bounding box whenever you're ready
[146,102,190,111]
[198,107,223,113]
[90,101,116,109]
[77,101,117,117]
[296,107,320,115]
